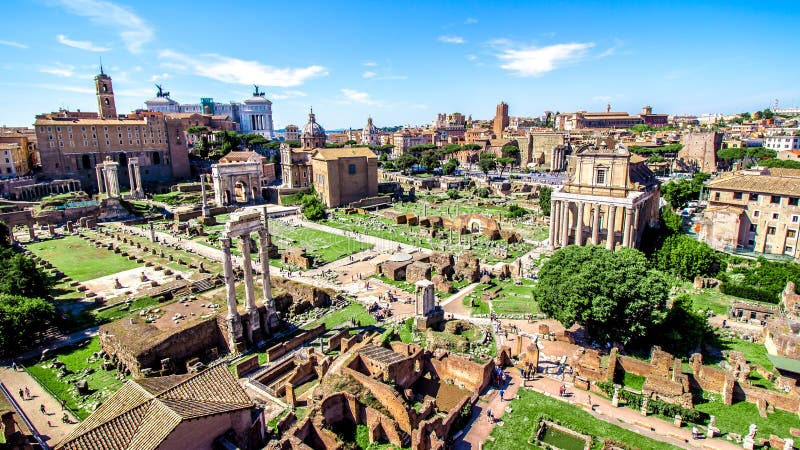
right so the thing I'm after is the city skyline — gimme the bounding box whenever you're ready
[1,0,799,129]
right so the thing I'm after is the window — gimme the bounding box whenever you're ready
[789,230,797,238]
[773,212,780,219]
[786,246,795,255]
[750,193,759,201]
[793,215,800,223]
[767,226,777,235]
[595,169,606,185]
[790,197,799,206]
[714,192,721,201]
[348,164,356,174]
[750,224,757,232]
[772,195,782,204]
[754,210,760,217]
[733,192,743,200]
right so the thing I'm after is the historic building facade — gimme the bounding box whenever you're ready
[35,70,191,193]
[300,109,326,150]
[549,142,660,250]
[361,116,380,146]
[311,147,378,207]
[700,167,800,259]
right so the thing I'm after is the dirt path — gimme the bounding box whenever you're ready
[0,366,79,447]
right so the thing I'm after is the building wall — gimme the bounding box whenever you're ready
[530,133,565,167]
[312,155,378,207]
[679,131,722,173]
[705,187,800,257]
[766,136,800,151]
[0,144,30,177]
[156,410,252,450]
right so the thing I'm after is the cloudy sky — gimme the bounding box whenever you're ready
[1,0,799,129]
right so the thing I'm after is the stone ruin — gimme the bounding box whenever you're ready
[453,252,480,283]
[282,247,314,269]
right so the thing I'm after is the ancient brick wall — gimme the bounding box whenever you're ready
[428,353,493,392]
[342,367,414,433]
[617,355,651,378]
[265,325,326,362]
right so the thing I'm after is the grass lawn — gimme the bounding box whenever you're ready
[621,372,646,391]
[268,220,372,265]
[26,235,141,281]
[683,288,745,315]
[93,296,163,323]
[25,337,126,420]
[694,395,800,440]
[489,279,538,315]
[302,303,377,330]
[463,290,490,315]
[709,334,774,371]
[485,388,681,450]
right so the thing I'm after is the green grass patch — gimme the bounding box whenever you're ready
[26,235,140,281]
[709,334,774,371]
[694,395,800,440]
[485,389,681,450]
[302,303,377,330]
[93,296,162,323]
[622,372,646,391]
[462,291,490,315]
[25,337,126,420]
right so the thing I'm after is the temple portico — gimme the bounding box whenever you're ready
[126,157,144,199]
[96,157,121,198]
[547,141,660,251]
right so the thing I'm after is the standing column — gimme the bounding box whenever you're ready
[632,206,641,247]
[241,238,258,313]
[96,165,105,194]
[258,229,273,310]
[606,205,617,250]
[127,162,135,195]
[591,204,601,245]
[575,201,585,246]
[220,236,243,346]
[622,207,634,248]
[200,174,210,216]
[548,199,557,248]
[560,201,570,247]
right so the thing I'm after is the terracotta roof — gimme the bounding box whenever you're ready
[219,150,264,163]
[34,118,156,126]
[55,365,252,450]
[707,171,800,196]
[312,147,377,161]
[630,154,647,164]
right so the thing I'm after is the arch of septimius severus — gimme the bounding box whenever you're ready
[549,142,661,250]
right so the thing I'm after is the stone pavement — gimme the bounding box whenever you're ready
[0,366,79,447]
[455,367,522,450]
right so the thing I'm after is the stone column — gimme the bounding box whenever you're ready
[200,174,210,216]
[127,161,136,195]
[575,201,585,246]
[96,165,105,194]
[27,223,35,241]
[591,203,601,245]
[560,201,570,247]
[632,206,641,247]
[241,237,262,342]
[135,162,143,197]
[220,236,243,347]
[622,207,634,248]
[606,205,617,251]
[258,229,273,310]
[548,199,557,248]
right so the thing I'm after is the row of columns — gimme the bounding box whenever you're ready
[126,157,144,199]
[549,199,641,250]
[12,180,81,200]
[95,158,120,198]
[221,226,275,348]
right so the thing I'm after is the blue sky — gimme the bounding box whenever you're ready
[1,0,799,129]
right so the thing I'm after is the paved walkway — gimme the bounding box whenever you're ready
[0,366,78,447]
[455,367,522,450]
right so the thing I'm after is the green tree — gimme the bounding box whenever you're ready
[421,151,440,173]
[763,108,775,120]
[0,221,9,247]
[0,248,53,299]
[475,187,490,198]
[535,246,671,345]
[300,189,326,221]
[660,173,709,209]
[539,186,552,216]
[477,153,497,177]
[0,294,57,355]
[447,189,460,199]
[652,295,709,355]
[241,133,269,151]
[654,234,720,280]
[660,207,683,234]
[394,154,419,174]
[442,158,460,175]
[496,157,515,176]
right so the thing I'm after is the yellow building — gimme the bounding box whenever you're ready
[701,167,800,259]
[0,143,30,177]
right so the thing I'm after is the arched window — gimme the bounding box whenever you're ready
[102,84,108,92]
[104,98,110,106]
[152,152,161,165]
[118,152,128,167]
[81,154,91,169]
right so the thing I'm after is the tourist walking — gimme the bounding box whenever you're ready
[40,404,46,414]
[587,395,593,409]
[499,389,505,401]
[18,388,24,400]
[24,387,30,399]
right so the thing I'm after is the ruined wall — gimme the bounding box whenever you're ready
[341,367,414,433]
[265,325,326,362]
[617,355,651,378]
[428,353,493,393]
[271,277,333,315]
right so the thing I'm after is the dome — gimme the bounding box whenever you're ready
[145,96,178,106]
[364,116,377,132]
[302,110,326,138]
[245,85,272,105]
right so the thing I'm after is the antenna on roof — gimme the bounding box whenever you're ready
[99,56,104,75]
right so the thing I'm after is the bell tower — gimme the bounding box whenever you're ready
[95,66,117,119]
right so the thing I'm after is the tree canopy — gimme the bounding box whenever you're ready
[654,234,720,280]
[717,147,775,161]
[301,188,326,221]
[0,294,57,355]
[477,153,497,176]
[0,248,53,299]
[535,246,671,345]
[660,173,710,209]
[539,186,552,216]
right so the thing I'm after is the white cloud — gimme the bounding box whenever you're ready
[363,71,377,79]
[467,54,478,61]
[0,82,94,94]
[439,35,465,44]
[592,95,613,102]
[40,63,76,77]
[271,90,307,100]
[150,73,170,82]
[0,40,27,49]
[464,18,478,24]
[362,61,378,67]
[133,66,142,72]
[56,34,110,52]
[159,50,328,87]
[52,0,154,53]
[494,42,594,77]
[340,89,379,106]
